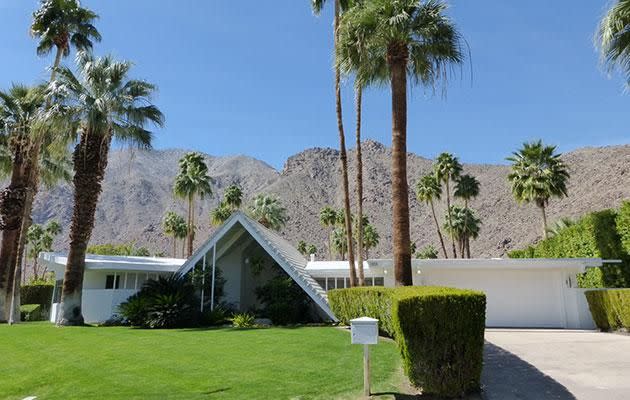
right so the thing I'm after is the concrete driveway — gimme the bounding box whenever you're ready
[482,330,630,400]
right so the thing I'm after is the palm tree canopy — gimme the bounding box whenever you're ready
[506,140,569,208]
[162,211,181,236]
[454,174,480,201]
[223,184,243,210]
[49,51,164,147]
[337,0,464,87]
[210,203,233,226]
[444,206,481,240]
[0,84,45,144]
[249,194,288,231]
[173,152,212,201]
[319,206,337,227]
[415,174,442,203]
[31,0,101,57]
[362,223,380,249]
[311,0,352,15]
[597,0,630,85]
[434,152,462,183]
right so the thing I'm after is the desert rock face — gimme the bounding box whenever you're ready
[32,141,630,258]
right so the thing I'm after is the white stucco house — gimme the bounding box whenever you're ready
[41,211,599,329]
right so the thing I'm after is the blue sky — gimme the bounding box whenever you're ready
[1,1,628,169]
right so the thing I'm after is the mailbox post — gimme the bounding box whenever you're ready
[350,317,379,397]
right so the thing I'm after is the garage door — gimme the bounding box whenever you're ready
[423,269,566,328]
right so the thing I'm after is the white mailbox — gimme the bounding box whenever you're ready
[350,317,379,345]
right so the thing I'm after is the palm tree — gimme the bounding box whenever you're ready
[0,84,46,321]
[223,184,243,210]
[26,220,62,281]
[249,194,287,231]
[174,218,188,258]
[311,0,357,287]
[454,174,480,208]
[546,217,574,238]
[597,0,630,86]
[210,204,232,227]
[332,227,348,260]
[339,0,464,284]
[444,206,481,258]
[319,206,337,260]
[162,211,186,257]
[16,0,101,294]
[50,51,164,325]
[415,174,448,258]
[435,152,463,258]
[506,140,569,239]
[173,152,212,257]
[362,223,379,260]
[297,240,308,256]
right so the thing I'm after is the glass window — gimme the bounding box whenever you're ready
[314,278,326,289]
[136,274,148,289]
[327,278,336,290]
[337,278,345,289]
[125,273,137,289]
[365,277,373,286]
[374,277,384,286]
[105,274,120,289]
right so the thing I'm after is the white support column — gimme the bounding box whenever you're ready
[124,272,128,290]
[210,245,216,311]
[200,254,206,312]
[113,272,117,290]
[134,273,139,290]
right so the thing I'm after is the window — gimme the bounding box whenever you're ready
[327,278,336,290]
[337,278,345,289]
[105,274,120,289]
[314,278,326,289]
[125,273,137,290]
[365,277,374,286]
[374,277,384,286]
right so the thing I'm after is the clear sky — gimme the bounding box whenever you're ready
[1,1,628,169]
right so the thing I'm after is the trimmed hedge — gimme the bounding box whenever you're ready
[509,209,630,288]
[20,304,44,321]
[329,286,486,398]
[617,201,630,256]
[21,284,54,307]
[585,289,630,331]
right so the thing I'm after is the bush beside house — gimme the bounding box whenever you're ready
[585,289,630,331]
[329,286,486,398]
[20,284,54,320]
[509,208,630,288]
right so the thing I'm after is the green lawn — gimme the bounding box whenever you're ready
[0,323,404,400]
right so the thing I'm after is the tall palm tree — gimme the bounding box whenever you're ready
[597,0,630,86]
[339,0,463,284]
[311,0,357,287]
[507,140,569,239]
[249,194,287,231]
[173,152,212,257]
[332,226,348,260]
[15,0,101,294]
[415,174,448,258]
[454,174,480,208]
[319,206,337,260]
[0,84,45,321]
[50,51,164,325]
[210,204,232,227]
[435,152,463,258]
[163,211,186,258]
[444,206,481,258]
[174,218,188,258]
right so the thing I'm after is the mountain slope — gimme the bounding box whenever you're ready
[33,141,630,258]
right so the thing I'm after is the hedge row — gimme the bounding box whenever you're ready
[585,289,630,331]
[509,209,630,288]
[617,201,630,256]
[21,284,54,307]
[329,287,486,398]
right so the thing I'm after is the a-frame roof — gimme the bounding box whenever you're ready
[176,211,335,320]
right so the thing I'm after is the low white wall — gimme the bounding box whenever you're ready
[51,289,137,323]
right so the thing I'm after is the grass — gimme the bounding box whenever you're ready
[0,323,404,400]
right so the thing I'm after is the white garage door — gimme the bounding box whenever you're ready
[423,269,566,328]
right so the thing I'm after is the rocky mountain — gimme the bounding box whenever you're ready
[33,141,630,259]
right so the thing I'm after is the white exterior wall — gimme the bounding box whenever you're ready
[216,246,244,309]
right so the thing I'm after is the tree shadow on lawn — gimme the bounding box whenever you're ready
[371,341,576,400]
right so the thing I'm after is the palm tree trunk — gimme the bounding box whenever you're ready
[58,131,111,326]
[0,142,31,321]
[328,230,333,261]
[540,204,548,239]
[355,86,365,286]
[445,179,457,258]
[334,0,357,287]
[173,236,176,258]
[466,237,471,258]
[388,44,413,287]
[430,200,448,258]
[187,196,195,257]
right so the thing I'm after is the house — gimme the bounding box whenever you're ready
[41,211,600,328]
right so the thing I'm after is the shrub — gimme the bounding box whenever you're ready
[617,201,630,255]
[20,304,43,321]
[231,312,256,328]
[329,286,486,398]
[118,274,198,328]
[255,276,311,325]
[21,284,54,307]
[509,209,630,288]
[585,289,630,331]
